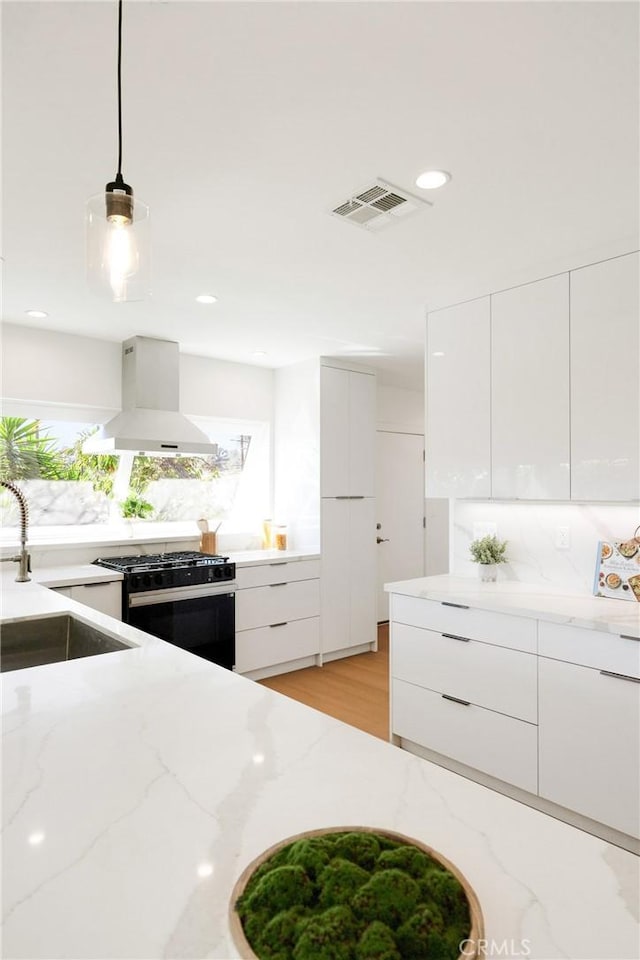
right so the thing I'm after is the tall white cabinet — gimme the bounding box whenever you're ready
[274,358,377,662]
[320,362,377,658]
[570,252,640,501]
[491,274,570,499]
[426,297,491,499]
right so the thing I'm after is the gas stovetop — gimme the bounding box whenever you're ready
[93,551,236,593]
[94,551,229,574]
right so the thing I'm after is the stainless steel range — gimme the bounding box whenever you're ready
[94,551,236,669]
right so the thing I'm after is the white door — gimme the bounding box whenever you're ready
[376,431,425,621]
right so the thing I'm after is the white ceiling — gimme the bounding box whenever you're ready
[2,1,638,389]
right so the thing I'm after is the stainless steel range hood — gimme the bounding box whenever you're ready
[83,337,216,456]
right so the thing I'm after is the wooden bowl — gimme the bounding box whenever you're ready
[229,826,484,960]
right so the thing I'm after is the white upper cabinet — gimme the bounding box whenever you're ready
[491,274,570,499]
[426,297,491,498]
[570,252,640,501]
[320,364,375,497]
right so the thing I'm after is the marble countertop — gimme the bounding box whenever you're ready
[385,575,640,638]
[31,565,124,587]
[2,580,639,959]
[227,548,319,567]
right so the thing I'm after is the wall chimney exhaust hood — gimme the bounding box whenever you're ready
[83,336,216,456]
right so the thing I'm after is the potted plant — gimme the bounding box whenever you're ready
[469,535,508,581]
[120,494,154,520]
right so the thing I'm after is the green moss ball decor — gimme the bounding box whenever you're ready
[230,828,483,960]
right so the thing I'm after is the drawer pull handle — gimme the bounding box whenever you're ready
[269,622,288,628]
[441,694,471,706]
[620,634,639,642]
[441,602,469,610]
[270,582,287,588]
[600,670,640,684]
[269,562,287,567]
[442,633,470,643]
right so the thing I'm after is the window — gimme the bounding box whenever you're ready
[0,417,269,533]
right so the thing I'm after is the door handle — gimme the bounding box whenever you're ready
[376,537,389,544]
[600,670,640,684]
[442,693,471,706]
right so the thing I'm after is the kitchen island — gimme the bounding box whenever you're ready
[2,576,639,959]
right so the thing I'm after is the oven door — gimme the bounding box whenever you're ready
[127,583,235,670]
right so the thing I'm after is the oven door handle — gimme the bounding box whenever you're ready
[128,583,236,606]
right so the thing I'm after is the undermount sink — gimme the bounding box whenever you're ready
[1,615,134,673]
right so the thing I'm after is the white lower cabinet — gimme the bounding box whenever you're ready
[321,497,376,657]
[538,655,640,839]
[390,610,538,794]
[235,619,320,675]
[51,581,122,620]
[390,592,640,845]
[235,559,320,679]
[392,623,537,723]
[393,679,538,794]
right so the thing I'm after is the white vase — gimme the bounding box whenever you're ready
[478,563,498,582]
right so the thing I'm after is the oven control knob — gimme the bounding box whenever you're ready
[223,565,233,580]
[131,575,140,590]
[154,573,163,587]
[213,567,222,578]
[142,574,151,588]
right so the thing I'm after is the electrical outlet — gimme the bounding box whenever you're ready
[556,526,570,550]
[473,522,497,540]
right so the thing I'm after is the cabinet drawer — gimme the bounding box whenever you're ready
[235,579,320,631]
[236,617,320,673]
[539,657,640,838]
[392,679,537,793]
[391,623,537,722]
[391,595,536,653]
[235,559,320,590]
[539,621,640,677]
[52,582,122,620]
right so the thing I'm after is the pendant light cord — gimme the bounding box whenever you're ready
[116,0,123,178]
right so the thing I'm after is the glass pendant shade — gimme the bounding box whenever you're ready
[86,190,150,302]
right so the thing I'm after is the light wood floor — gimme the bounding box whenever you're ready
[259,624,390,740]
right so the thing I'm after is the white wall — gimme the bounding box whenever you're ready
[1,323,274,424]
[452,500,640,592]
[180,353,273,421]
[273,359,321,550]
[377,384,424,434]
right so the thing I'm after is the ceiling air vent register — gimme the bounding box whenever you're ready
[331,179,432,232]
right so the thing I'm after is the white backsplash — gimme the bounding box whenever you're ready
[452,501,640,592]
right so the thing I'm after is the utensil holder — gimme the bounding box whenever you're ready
[200,532,217,555]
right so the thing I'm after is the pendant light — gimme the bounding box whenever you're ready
[86,0,150,302]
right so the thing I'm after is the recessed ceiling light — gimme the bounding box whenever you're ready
[252,351,268,358]
[415,170,451,190]
[25,309,48,319]
[28,831,45,846]
[197,863,214,878]
[432,351,445,357]
[195,294,217,304]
